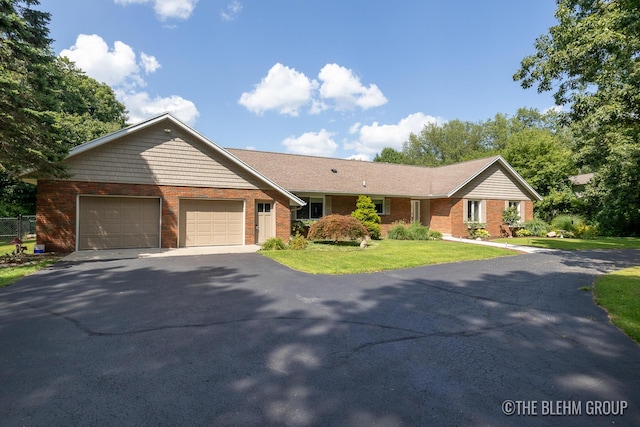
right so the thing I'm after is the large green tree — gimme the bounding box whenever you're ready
[1,0,127,214]
[514,0,640,235]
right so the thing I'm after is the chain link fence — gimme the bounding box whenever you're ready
[0,215,37,243]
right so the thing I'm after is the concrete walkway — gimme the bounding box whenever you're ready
[62,244,261,262]
[442,235,556,253]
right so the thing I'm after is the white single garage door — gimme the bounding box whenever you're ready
[78,196,161,250]
[180,199,244,247]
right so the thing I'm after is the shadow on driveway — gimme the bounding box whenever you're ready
[0,249,639,426]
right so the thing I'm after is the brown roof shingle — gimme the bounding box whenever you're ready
[227,148,503,198]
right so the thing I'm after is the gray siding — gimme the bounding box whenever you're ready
[63,123,260,189]
[455,163,530,200]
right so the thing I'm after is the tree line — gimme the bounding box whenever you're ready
[1,0,638,235]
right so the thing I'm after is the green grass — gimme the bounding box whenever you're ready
[493,236,640,251]
[0,239,60,288]
[594,267,640,343]
[260,239,516,274]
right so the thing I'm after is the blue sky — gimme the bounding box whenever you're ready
[40,0,559,160]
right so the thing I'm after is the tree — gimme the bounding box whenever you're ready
[500,128,576,195]
[351,195,381,239]
[514,0,640,235]
[373,147,408,164]
[402,120,489,166]
[0,0,63,176]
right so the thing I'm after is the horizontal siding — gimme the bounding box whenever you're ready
[455,163,530,200]
[63,123,259,189]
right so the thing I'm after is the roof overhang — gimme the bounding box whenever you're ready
[25,113,306,206]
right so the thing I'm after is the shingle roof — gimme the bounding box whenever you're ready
[227,149,510,198]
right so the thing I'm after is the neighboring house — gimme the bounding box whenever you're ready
[22,113,541,252]
[569,172,594,198]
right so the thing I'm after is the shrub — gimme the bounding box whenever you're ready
[428,229,443,240]
[261,237,286,250]
[288,232,309,250]
[470,228,490,240]
[501,206,521,227]
[291,220,315,237]
[515,228,532,237]
[524,218,549,236]
[574,223,599,239]
[351,195,382,239]
[308,214,368,242]
[407,222,430,240]
[550,214,585,233]
[388,223,410,240]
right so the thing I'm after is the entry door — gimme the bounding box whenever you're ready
[256,202,274,243]
[411,200,421,224]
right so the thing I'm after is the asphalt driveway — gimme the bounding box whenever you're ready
[1,249,639,426]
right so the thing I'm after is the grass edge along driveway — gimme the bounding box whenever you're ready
[594,266,640,344]
[260,239,516,274]
[494,236,640,251]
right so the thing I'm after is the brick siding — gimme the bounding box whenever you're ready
[37,181,291,252]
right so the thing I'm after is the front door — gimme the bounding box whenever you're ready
[411,200,421,224]
[256,202,274,244]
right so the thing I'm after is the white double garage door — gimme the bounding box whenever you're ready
[78,196,244,250]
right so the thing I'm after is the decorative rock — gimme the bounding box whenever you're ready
[360,239,367,249]
[547,231,557,238]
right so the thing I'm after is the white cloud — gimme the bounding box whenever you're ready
[238,63,317,116]
[60,34,199,125]
[114,0,198,20]
[140,52,161,73]
[318,63,387,111]
[344,112,444,159]
[118,91,200,125]
[221,0,242,21]
[282,129,337,157]
[543,105,565,114]
[60,34,140,87]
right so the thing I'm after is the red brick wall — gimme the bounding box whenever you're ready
[329,195,413,236]
[429,198,454,235]
[36,180,291,252]
[485,200,506,239]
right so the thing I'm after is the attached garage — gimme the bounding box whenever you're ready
[78,196,161,250]
[179,199,244,247]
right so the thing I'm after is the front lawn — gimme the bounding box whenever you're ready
[594,266,640,343]
[493,236,640,251]
[260,239,516,274]
[0,240,61,288]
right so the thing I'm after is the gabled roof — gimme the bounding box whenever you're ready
[228,149,542,201]
[59,113,306,206]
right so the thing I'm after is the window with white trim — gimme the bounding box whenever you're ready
[372,198,384,215]
[508,200,522,218]
[467,200,482,222]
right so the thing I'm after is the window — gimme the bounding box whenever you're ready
[508,200,521,218]
[372,199,384,215]
[296,197,323,219]
[467,200,482,222]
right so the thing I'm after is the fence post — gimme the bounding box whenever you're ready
[17,214,22,239]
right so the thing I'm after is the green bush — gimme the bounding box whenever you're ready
[351,195,382,239]
[308,214,368,242]
[288,232,309,250]
[261,237,286,250]
[407,222,429,240]
[291,220,316,237]
[515,228,532,237]
[470,228,490,240]
[501,206,521,226]
[524,218,549,236]
[574,223,599,239]
[428,229,443,240]
[550,214,585,233]
[388,223,411,240]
